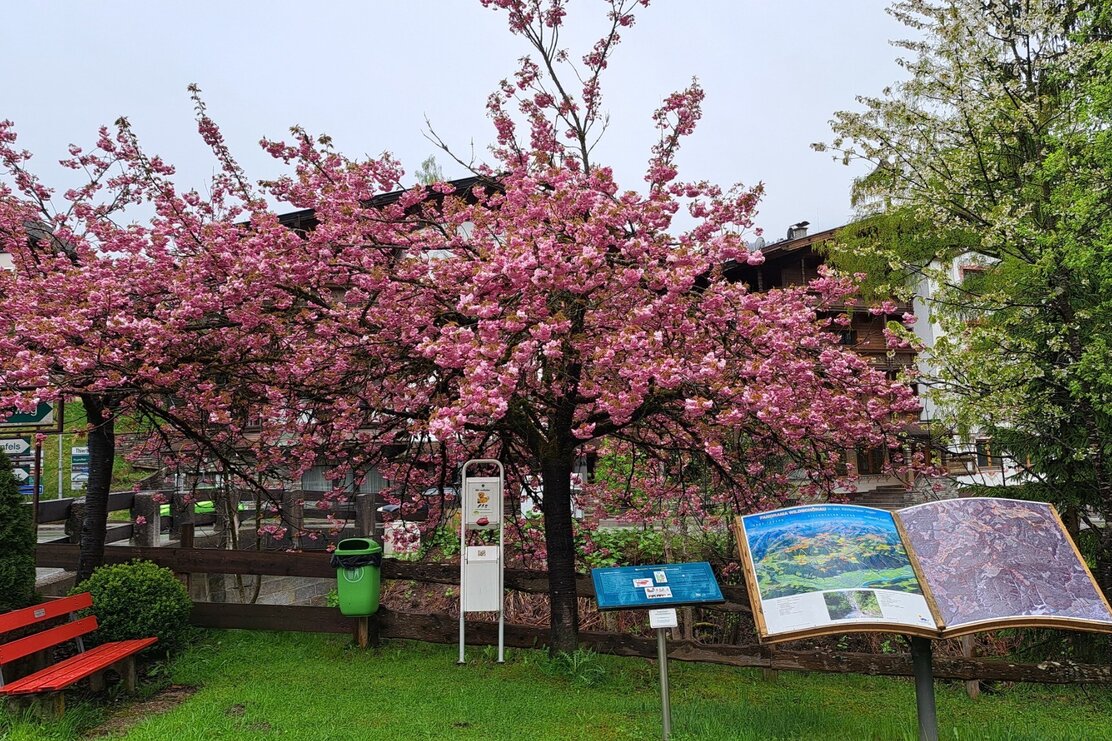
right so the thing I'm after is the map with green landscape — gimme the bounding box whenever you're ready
[742,505,922,600]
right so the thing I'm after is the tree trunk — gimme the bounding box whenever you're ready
[76,394,116,583]
[1096,527,1112,603]
[541,453,579,655]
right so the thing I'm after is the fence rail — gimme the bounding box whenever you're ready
[28,488,378,549]
[36,543,1112,685]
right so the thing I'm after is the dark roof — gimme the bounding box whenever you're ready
[758,224,842,259]
[275,175,490,232]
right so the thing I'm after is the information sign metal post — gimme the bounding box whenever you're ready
[649,608,677,740]
[458,459,505,665]
[591,563,724,741]
[910,637,939,741]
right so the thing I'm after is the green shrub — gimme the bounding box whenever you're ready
[543,648,607,687]
[72,560,192,651]
[0,449,36,612]
[582,527,665,568]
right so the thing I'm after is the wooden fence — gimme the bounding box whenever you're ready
[35,543,1112,684]
[28,488,381,548]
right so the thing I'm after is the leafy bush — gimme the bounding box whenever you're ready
[73,560,192,651]
[0,449,36,612]
[582,528,665,568]
[544,648,607,687]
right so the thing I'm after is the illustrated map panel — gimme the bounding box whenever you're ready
[591,562,724,611]
[739,504,936,638]
[897,498,1112,630]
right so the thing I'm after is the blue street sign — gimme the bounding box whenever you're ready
[591,562,724,611]
[17,484,41,497]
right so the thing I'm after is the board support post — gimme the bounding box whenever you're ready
[910,636,939,741]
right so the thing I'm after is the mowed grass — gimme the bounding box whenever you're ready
[3,630,1112,740]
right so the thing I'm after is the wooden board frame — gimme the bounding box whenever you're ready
[735,499,1112,644]
[732,513,940,644]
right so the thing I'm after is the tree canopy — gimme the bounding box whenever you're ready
[0,0,921,650]
[820,0,1112,588]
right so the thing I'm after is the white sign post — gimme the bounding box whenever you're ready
[458,459,505,665]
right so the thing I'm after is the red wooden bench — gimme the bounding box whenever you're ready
[0,593,157,715]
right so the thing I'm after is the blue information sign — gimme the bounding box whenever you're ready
[591,562,724,611]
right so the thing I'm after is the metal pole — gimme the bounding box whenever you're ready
[497,487,505,663]
[57,433,63,498]
[458,507,466,665]
[656,627,672,740]
[910,637,939,741]
[31,441,42,531]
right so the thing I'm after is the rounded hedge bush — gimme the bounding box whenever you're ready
[73,560,192,651]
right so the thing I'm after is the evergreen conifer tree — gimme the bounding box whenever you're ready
[0,448,36,611]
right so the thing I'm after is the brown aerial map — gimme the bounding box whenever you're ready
[896,498,1112,630]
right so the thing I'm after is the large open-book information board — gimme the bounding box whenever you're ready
[733,498,1112,643]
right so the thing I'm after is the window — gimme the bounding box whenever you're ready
[975,439,998,470]
[856,447,886,475]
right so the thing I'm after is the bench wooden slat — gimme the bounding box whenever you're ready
[0,616,97,666]
[0,594,92,636]
[0,638,157,695]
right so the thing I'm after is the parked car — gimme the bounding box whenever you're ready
[377,485,459,523]
[519,474,584,519]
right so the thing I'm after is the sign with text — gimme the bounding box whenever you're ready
[71,446,89,490]
[1,401,55,429]
[591,562,725,611]
[0,437,31,457]
[464,476,502,530]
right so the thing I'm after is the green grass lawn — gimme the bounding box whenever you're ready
[2,631,1111,740]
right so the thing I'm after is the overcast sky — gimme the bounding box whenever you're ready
[2,1,908,239]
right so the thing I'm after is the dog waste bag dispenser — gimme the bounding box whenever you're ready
[331,538,383,617]
[459,461,506,663]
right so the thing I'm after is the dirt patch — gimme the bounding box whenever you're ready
[85,684,198,738]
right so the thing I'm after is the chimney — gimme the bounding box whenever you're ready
[787,221,810,240]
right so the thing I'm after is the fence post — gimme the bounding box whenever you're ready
[354,492,381,545]
[65,499,85,545]
[131,493,159,547]
[171,491,195,541]
[961,635,981,699]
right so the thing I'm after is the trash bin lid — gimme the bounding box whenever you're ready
[335,538,383,555]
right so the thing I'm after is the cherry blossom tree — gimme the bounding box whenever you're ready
[0,0,921,651]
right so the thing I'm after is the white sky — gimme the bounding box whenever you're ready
[1,1,907,239]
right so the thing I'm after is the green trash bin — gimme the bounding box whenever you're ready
[330,538,383,617]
